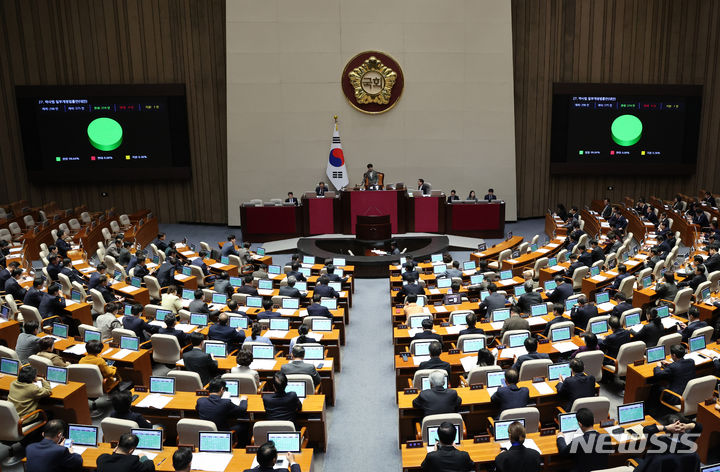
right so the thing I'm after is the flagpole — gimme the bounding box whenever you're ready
[334,114,338,131]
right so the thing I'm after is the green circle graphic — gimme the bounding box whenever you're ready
[87,117,123,151]
[611,114,642,147]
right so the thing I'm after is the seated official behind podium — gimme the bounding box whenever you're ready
[484,188,497,201]
[491,369,529,413]
[243,442,300,472]
[285,192,298,205]
[417,179,431,195]
[196,377,249,446]
[556,359,596,410]
[418,341,452,377]
[315,181,327,196]
[412,371,461,418]
[263,372,302,423]
[25,419,83,472]
[363,163,380,188]
[281,345,322,387]
[557,408,611,472]
[467,190,478,202]
[495,422,542,472]
[447,190,459,203]
[421,421,474,472]
[183,332,218,385]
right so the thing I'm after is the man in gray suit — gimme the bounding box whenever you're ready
[279,276,304,299]
[479,283,507,317]
[363,163,380,189]
[280,345,322,387]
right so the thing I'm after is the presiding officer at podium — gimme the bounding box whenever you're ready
[315,182,327,196]
[364,163,380,189]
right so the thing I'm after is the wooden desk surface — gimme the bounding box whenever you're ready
[501,239,565,274]
[696,400,720,462]
[131,390,325,414]
[468,236,524,263]
[0,373,91,423]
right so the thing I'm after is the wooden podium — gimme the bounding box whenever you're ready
[356,215,391,240]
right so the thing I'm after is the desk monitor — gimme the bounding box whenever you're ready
[551,326,572,343]
[470,274,484,285]
[437,278,452,289]
[302,256,315,265]
[617,402,645,425]
[478,243,487,251]
[399,257,407,266]
[335,268,344,278]
[311,318,332,332]
[492,308,511,322]
[153,256,161,265]
[258,279,273,290]
[252,344,274,360]
[444,293,462,305]
[463,261,476,271]
[68,424,98,447]
[149,376,176,395]
[595,291,610,305]
[701,287,711,301]
[480,291,490,301]
[548,257,558,267]
[52,322,69,339]
[433,265,445,275]
[530,304,548,317]
[246,296,263,308]
[229,315,249,329]
[641,275,653,289]
[0,358,18,376]
[114,270,123,281]
[421,375,448,391]
[415,296,426,307]
[530,243,539,252]
[689,335,706,352]
[71,290,83,302]
[328,282,342,291]
[494,419,525,441]
[547,362,571,381]
[198,431,233,453]
[333,258,346,266]
[120,336,139,351]
[269,318,289,331]
[224,379,239,397]
[155,309,172,322]
[431,254,443,263]
[655,305,670,318]
[413,341,432,357]
[256,247,266,256]
[701,465,720,472]
[508,332,529,348]
[282,298,300,310]
[124,304,134,315]
[486,371,507,388]
[299,267,311,277]
[320,298,337,310]
[268,265,281,275]
[204,341,227,358]
[451,313,468,326]
[462,337,485,353]
[190,313,209,327]
[590,266,601,277]
[624,312,641,327]
[409,315,431,330]
[229,276,243,287]
[295,282,307,291]
[646,346,666,363]
[621,252,629,262]
[427,424,460,446]
[267,432,302,453]
[500,270,513,280]
[590,320,608,335]
[212,293,226,304]
[83,329,102,343]
[286,380,306,398]
[565,298,579,312]
[0,305,9,320]
[132,428,163,451]
[303,345,324,360]
[182,289,194,300]
[46,366,68,384]
[220,256,230,265]
[514,285,526,297]
[181,266,192,276]
[559,413,580,434]
[544,280,557,291]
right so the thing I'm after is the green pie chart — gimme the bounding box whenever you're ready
[611,114,642,147]
[87,117,123,151]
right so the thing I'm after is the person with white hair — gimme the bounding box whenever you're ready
[411,370,461,418]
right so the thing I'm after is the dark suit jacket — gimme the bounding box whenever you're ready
[491,384,530,411]
[680,273,706,291]
[285,197,299,205]
[315,186,326,196]
[681,320,709,343]
[183,348,218,385]
[599,329,631,359]
[556,373,596,410]
[419,183,431,195]
[517,292,543,314]
[279,286,302,298]
[706,253,720,273]
[412,330,443,343]
[88,271,102,290]
[611,272,629,290]
[495,444,542,472]
[55,238,72,258]
[402,270,420,282]
[655,282,679,302]
[307,303,332,317]
[635,320,664,347]
[578,252,593,267]
[110,409,152,429]
[5,278,27,300]
[134,264,150,279]
[590,247,605,263]
[484,194,497,201]
[155,262,176,287]
[26,438,83,472]
[601,204,612,219]
[221,242,239,257]
[237,284,259,296]
[479,292,507,316]
[47,263,62,281]
[421,445,474,471]
[262,391,302,422]
[313,284,339,298]
[610,301,633,318]
[418,357,452,378]
[196,394,248,430]
[256,310,281,320]
[543,316,568,337]
[23,287,44,308]
[571,304,598,331]
[243,465,300,472]
[398,283,425,300]
[653,357,696,396]
[97,284,117,303]
[557,430,610,472]
[38,292,66,318]
[547,283,573,305]
[280,360,322,387]
[96,452,155,472]
[287,270,306,282]
[459,327,485,336]
[122,315,157,341]
[513,351,550,371]
[208,323,246,346]
[412,386,462,417]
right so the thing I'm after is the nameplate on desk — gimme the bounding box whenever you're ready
[195,390,209,396]
[600,419,615,428]
[448,349,460,355]
[538,338,549,344]
[440,322,450,327]
[473,434,490,443]
[246,445,259,453]
[633,360,644,366]
[532,377,545,383]
[398,324,408,330]
[540,428,556,436]
[469,298,478,303]
[470,383,484,390]
[134,386,148,392]
[434,301,442,306]
[404,388,418,395]
[705,398,716,406]
[406,440,423,449]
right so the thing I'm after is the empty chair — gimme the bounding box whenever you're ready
[584,315,610,333]
[693,281,711,300]
[419,413,464,444]
[150,334,182,364]
[200,241,211,252]
[8,222,22,238]
[656,333,681,355]
[574,350,604,380]
[603,341,646,379]
[532,257,549,280]
[0,399,47,466]
[252,420,295,446]
[556,249,568,263]
[89,289,107,315]
[667,287,693,316]
[617,276,636,300]
[100,417,138,442]
[0,346,19,361]
[168,370,204,391]
[488,249,510,270]
[143,276,164,302]
[23,215,35,229]
[110,220,121,234]
[80,211,91,224]
[659,375,717,416]
[57,273,73,297]
[18,305,44,325]
[570,396,611,423]
[118,214,132,228]
[518,359,553,382]
[177,419,217,447]
[498,407,540,433]
[101,227,112,244]
[651,259,666,282]
[68,218,81,231]
[570,266,589,290]
[690,325,713,344]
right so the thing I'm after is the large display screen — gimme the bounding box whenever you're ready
[550,84,702,175]
[15,84,191,182]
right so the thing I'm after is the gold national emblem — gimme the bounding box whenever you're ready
[347,56,397,105]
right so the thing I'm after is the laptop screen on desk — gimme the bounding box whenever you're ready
[462,338,485,353]
[132,428,163,451]
[689,335,706,352]
[256,247,266,256]
[701,465,720,472]
[641,276,652,289]
[463,261,476,271]
[120,336,139,351]
[229,316,249,329]
[258,279,273,290]
[182,289,194,300]
[303,345,324,360]
[702,287,711,300]
[181,266,192,277]
[333,258,346,266]
[413,341,432,357]
[204,342,227,358]
[282,298,300,310]
[437,278,452,289]
[268,432,302,453]
[286,381,306,398]
[551,327,571,342]
[431,254,443,263]
[427,425,460,446]
[565,298,578,312]
[230,277,242,287]
[1,358,20,376]
[311,318,332,332]
[433,265,445,275]
[500,270,513,280]
[409,315,431,329]
[328,282,342,292]
[71,290,83,302]
[46,366,67,384]
[155,309,172,322]
[190,313,209,327]
[559,413,579,433]
[544,281,557,291]
[508,332,529,348]
[198,432,232,453]
[595,291,610,304]
[224,380,239,397]
[220,256,229,265]
[617,402,644,425]
[269,318,289,331]
[68,424,98,447]
[590,266,601,277]
[421,375,447,391]
[124,304,133,315]
[84,329,102,343]
[470,274,484,285]
[590,320,608,335]
[492,308,511,322]
[299,267,311,277]
[451,313,467,326]
[514,286,526,297]
[52,322,68,338]
[547,362,571,380]
[302,256,315,265]
[655,305,670,318]
[295,282,307,291]
[646,346,666,363]
[494,419,525,441]
[252,344,274,359]
[320,299,337,310]
[268,265,281,275]
[480,291,490,301]
[486,371,506,388]
[624,313,640,327]
[530,304,548,317]
[548,257,557,267]
[246,296,262,308]
[212,293,226,304]
[0,305,9,320]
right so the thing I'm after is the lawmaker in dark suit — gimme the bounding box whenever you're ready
[196,377,248,445]
[287,263,307,282]
[401,264,420,282]
[599,316,631,362]
[88,264,107,290]
[188,289,220,318]
[490,369,529,413]
[705,245,720,273]
[313,275,339,298]
[397,280,425,301]
[418,341,452,377]
[152,233,168,253]
[577,247,593,267]
[55,232,72,259]
[242,442,301,472]
[417,178,431,195]
[96,433,156,472]
[38,284,66,319]
[600,199,612,219]
[412,370,461,419]
[609,263,629,291]
[565,254,584,278]
[158,317,189,347]
[547,276,573,305]
[208,313,246,350]
[221,235,239,258]
[279,276,304,298]
[495,422,542,472]
[557,408,611,472]
[4,268,27,300]
[256,297,280,320]
[307,294,332,317]
[420,421,474,472]
[237,274,259,295]
[458,312,485,336]
[653,344,696,403]
[678,307,708,343]
[484,188,498,201]
[25,419,83,472]
[59,258,84,285]
[109,391,152,429]
[479,283,507,316]
[280,345,322,387]
[570,295,597,331]
[155,257,178,288]
[517,281,542,314]
[122,304,158,341]
[513,337,550,371]
[693,208,709,227]
[634,308,665,347]
[192,253,210,276]
[678,265,707,291]
[609,293,633,318]
[634,416,702,472]
[412,318,442,343]
[183,332,218,385]
[263,372,302,423]
[556,359,596,410]
[285,192,299,206]
[542,304,569,337]
[23,279,45,308]
[589,240,604,263]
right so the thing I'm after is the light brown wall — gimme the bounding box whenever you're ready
[512,0,720,217]
[0,0,227,223]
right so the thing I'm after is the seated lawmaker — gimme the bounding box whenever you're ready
[313,275,339,298]
[517,281,542,314]
[96,433,155,472]
[4,267,27,301]
[397,279,425,301]
[221,234,239,258]
[459,313,484,336]
[494,422,542,472]
[109,390,152,429]
[412,371,461,418]
[570,295,597,332]
[243,323,272,346]
[633,307,665,347]
[231,349,260,385]
[307,293,332,317]
[9,365,51,422]
[243,442,300,472]
[196,377,248,446]
[55,229,73,259]
[25,419,83,472]
[160,285,182,314]
[512,337,550,372]
[542,304,567,337]
[678,307,708,343]
[188,289,220,319]
[556,358,596,410]
[280,345,322,387]
[556,408,611,471]
[324,264,346,283]
[653,344,695,405]
[599,316,631,363]
[634,414,702,472]
[208,312,246,350]
[256,298,280,320]
[547,275,573,305]
[237,274,259,295]
[23,278,45,308]
[80,340,119,383]
[122,303,158,342]
[183,332,218,385]
[491,369,529,413]
[479,283,507,317]
[263,372,302,423]
[279,276,304,298]
[412,318,442,343]
[418,341,452,377]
